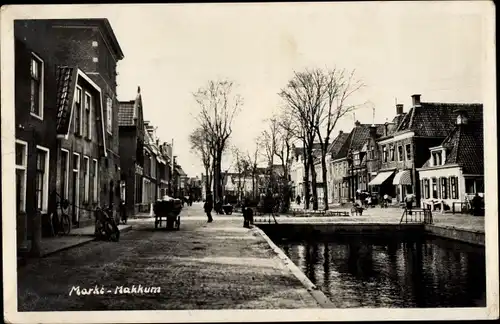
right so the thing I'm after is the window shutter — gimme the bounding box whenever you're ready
[437,178,441,199]
[420,180,424,198]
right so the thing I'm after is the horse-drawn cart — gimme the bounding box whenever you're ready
[153,197,182,230]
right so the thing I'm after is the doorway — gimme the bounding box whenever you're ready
[72,153,80,227]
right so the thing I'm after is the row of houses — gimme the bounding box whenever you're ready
[117,88,188,216]
[202,165,287,202]
[14,19,189,256]
[290,94,484,211]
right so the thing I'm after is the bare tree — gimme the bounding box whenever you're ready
[314,68,365,210]
[231,146,251,200]
[188,127,213,197]
[246,144,260,200]
[279,70,324,210]
[258,116,281,193]
[275,112,296,211]
[193,80,242,202]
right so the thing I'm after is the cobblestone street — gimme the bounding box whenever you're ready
[17,203,320,311]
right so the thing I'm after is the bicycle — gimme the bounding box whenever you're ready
[48,193,71,236]
[94,205,120,242]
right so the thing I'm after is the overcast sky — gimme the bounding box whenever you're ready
[8,2,490,177]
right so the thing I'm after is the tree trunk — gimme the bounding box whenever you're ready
[216,151,223,200]
[321,154,329,211]
[303,158,310,210]
[204,166,210,197]
[308,151,319,210]
[252,173,255,199]
[212,155,218,202]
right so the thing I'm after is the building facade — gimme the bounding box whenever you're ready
[118,87,145,216]
[14,18,124,255]
[417,106,484,212]
[369,94,482,206]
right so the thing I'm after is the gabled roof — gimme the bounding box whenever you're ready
[334,123,384,159]
[175,165,187,177]
[328,132,350,158]
[55,65,107,155]
[118,87,143,127]
[421,111,483,174]
[56,66,78,135]
[395,102,483,137]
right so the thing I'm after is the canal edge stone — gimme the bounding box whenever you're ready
[251,226,336,308]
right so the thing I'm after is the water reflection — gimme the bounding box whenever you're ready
[278,235,486,308]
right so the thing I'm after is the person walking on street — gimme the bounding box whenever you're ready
[404,192,415,215]
[204,194,214,223]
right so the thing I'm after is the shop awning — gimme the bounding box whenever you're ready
[368,170,395,186]
[393,170,412,185]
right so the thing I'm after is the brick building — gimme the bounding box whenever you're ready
[330,122,384,204]
[14,18,124,255]
[118,87,145,216]
[369,94,483,205]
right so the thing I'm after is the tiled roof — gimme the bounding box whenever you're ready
[421,107,483,174]
[55,66,77,135]
[175,165,187,177]
[334,124,384,159]
[395,102,483,137]
[118,101,135,126]
[118,88,143,127]
[391,113,407,129]
[328,132,350,157]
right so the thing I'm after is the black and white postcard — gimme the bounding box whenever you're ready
[1,2,498,323]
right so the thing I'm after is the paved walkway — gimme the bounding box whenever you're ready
[29,224,133,259]
[254,207,485,233]
[18,206,321,311]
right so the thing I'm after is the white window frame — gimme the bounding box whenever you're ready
[35,145,50,213]
[15,140,28,213]
[83,156,90,203]
[84,91,93,140]
[74,85,83,136]
[72,153,81,219]
[60,148,70,200]
[30,53,44,120]
[93,159,99,203]
[106,96,113,134]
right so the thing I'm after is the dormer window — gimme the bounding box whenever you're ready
[456,109,469,125]
[432,152,442,166]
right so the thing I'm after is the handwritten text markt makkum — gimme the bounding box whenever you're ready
[69,285,161,296]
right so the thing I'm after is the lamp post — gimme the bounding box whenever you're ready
[347,150,355,203]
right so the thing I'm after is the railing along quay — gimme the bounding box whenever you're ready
[400,207,433,224]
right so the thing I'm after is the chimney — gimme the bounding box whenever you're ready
[369,124,377,138]
[396,104,404,115]
[384,122,389,136]
[339,130,343,135]
[411,94,421,107]
[454,108,469,126]
[354,120,361,127]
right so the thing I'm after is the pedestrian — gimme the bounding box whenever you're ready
[242,199,250,228]
[404,192,415,215]
[296,195,301,205]
[471,193,482,216]
[383,193,389,207]
[204,194,214,223]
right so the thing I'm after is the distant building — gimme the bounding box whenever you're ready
[330,122,384,204]
[118,87,146,216]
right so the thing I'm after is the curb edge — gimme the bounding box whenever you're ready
[251,226,336,309]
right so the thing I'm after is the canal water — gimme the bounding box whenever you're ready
[276,235,486,308]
